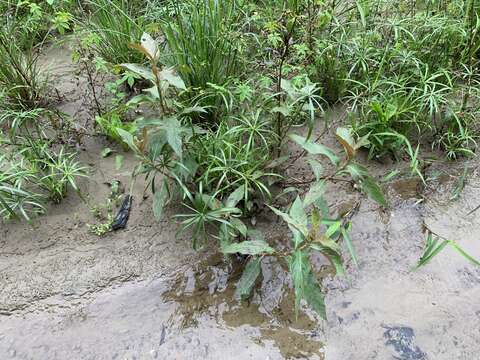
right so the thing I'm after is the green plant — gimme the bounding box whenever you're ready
[85,0,144,64]
[0,107,87,220]
[160,0,239,116]
[414,230,480,270]
[0,25,43,107]
[218,128,387,319]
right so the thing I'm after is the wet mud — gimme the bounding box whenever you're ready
[1,43,480,360]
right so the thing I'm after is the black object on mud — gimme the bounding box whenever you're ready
[112,195,132,230]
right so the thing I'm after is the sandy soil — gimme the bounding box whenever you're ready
[1,43,479,360]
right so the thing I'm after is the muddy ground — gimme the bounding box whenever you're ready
[1,43,480,360]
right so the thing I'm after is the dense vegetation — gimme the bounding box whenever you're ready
[1,0,479,319]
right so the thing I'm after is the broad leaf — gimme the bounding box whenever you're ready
[268,205,309,238]
[230,217,247,237]
[360,176,387,207]
[307,158,323,180]
[120,63,155,82]
[222,240,275,255]
[235,257,262,300]
[290,134,339,165]
[226,185,245,208]
[116,128,138,152]
[159,67,186,90]
[304,181,326,207]
[162,117,184,158]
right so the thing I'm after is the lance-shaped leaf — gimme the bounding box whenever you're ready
[153,179,170,220]
[290,134,339,165]
[303,272,327,319]
[268,205,309,238]
[235,257,262,300]
[222,240,275,255]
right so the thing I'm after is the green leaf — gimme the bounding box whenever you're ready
[289,134,339,165]
[268,205,309,237]
[289,250,309,317]
[307,158,323,180]
[162,117,184,158]
[222,240,275,255]
[226,185,245,208]
[120,63,155,82]
[303,272,327,319]
[116,128,138,152]
[304,181,326,207]
[360,176,387,207]
[341,224,358,266]
[325,220,341,238]
[289,196,307,224]
[153,180,169,220]
[159,67,186,90]
[271,105,291,117]
[310,243,345,277]
[235,257,262,300]
[230,217,247,237]
[101,147,113,158]
[413,233,448,270]
[247,229,265,241]
[115,155,124,170]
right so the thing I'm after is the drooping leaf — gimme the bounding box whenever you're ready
[325,220,342,238]
[129,32,159,61]
[268,205,309,238]
[235,257,262,300]
[289,134,339,165]
[341,224,358,266]
[159,67,186,90]
[336,127,356,159]
[247,229,265,242]
[303,272,327,319]
[222,240,275,255]
[346,163,387,207]
[310,243,345,277]
[288,250,309,317]
[289,196,308,225]
[153,179,169,220]
[271,105,291,117]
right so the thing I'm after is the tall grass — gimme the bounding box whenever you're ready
[161,0,239,92]
[0,25,43,107]
[85,0,144,64]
